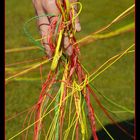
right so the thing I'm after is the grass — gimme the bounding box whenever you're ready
[6,0,134,139]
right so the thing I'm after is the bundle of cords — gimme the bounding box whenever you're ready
[22,1,134,140]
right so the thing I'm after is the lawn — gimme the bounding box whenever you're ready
[6,0,134,139]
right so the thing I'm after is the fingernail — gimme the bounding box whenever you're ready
[64,36,69,48]
[46,50,52,58]
[75,22,81,32]
[44,44,52,58]
[66,45,73,56]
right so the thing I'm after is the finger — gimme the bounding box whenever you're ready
[74,4,81,32]
[65,45,73,56]
[63,36,73,56]
[70,0,81,32]
[32,0,50,25]
[43,43,53,58]
[33,0,53,57]
[40,24,52,58]
[33,0,50,34]
[42,0,60,16]
[75,21,81,32]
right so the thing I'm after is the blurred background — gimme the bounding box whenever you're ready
[6,0,134,139]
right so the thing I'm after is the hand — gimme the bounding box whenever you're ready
[32,0,81,58]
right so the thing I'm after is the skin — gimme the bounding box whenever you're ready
[32,0,81,58]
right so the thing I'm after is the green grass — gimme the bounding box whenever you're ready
[6,0,134,139]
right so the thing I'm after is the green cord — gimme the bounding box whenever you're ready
[90,84,134,114]
[94,112,115,140]
[23,13,61,53]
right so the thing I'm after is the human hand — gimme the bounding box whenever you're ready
[32,0,81,58]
